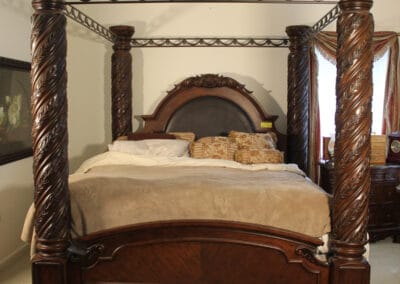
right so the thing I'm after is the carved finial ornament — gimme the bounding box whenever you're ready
[168,74,252,95]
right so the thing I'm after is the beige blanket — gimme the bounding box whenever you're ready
[22,152,331,245]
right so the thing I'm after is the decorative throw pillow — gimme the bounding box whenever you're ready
[109,139,190,157]
[168,132,196,143]
[228,131,277,150]
[190,141,237,160]
[196,136,230,144]
[235,148,284,164]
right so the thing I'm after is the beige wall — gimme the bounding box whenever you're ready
[66,3,337,170]
[0,0,33,266]
[66,29,111,171]
[80,1,400,136]
[0,0,398,265]
[81,3,335,135]
[0,1,110,264]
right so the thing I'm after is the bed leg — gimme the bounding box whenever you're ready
[31,0,71,283]
[330,243,370,284]
[32,260,68,284]
[330,0,374,283]
[32,259,83,284]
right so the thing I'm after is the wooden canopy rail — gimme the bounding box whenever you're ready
[31,0,373,283]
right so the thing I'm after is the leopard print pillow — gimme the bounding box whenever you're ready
[190,140,237,160]
[229,131,277,150]
[235,148,284,164]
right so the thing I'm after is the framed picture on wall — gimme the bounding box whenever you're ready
[0,56,32,165]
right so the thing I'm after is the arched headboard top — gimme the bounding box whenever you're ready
[139,74,284,148]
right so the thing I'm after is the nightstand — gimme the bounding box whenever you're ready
[319,160,335,194]
[319,161,400,243]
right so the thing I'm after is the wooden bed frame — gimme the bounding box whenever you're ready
[30,1,373,283]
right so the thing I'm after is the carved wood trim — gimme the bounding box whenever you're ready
[140,74,280,135]
[31,0,70,264]
[286,25,312,175]
[168,73,253,94]
[333,0,373,247]
[76,220,329,283]
[111,25,134,140]
[330,0,373,283]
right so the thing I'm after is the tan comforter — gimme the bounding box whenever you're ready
[22,152,331,244]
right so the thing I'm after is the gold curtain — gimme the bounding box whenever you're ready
[310,31,400,183]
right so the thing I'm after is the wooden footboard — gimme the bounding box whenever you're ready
[69,220,329,284]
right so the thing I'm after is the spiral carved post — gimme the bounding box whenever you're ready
[31,0,70,283]
[331,1,373,283]
[286,25,313,175]
[111,25,134,140]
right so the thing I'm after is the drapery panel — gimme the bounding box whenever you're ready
[310,31,400,183]
[309,47,320,182]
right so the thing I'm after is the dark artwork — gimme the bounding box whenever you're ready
[0,57,31,165]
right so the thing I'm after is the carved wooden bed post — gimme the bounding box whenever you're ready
[286,25,313,176]
[110,25,135,140]
[331,0,373,283]
[31,0,71,283]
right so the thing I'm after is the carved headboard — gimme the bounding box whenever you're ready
[139,74,285,150]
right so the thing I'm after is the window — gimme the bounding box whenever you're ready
[316,48,390,158]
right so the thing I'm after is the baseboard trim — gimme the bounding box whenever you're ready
[0,243,29,272]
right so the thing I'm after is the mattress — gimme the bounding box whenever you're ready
[22,151,331,245]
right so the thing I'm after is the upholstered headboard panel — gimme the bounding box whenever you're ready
[165,96,254,138]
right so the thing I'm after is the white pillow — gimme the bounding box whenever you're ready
[108,139,190,157]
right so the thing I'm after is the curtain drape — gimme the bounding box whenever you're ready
[309,47,320,182]
[310,31,400,183]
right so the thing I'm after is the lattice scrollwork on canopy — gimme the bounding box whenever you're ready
[64,3,290,48]
[131,37,289,48]
[66,0,339,4]
[312,4,340,33]
[64,0,339,47]
[64,4,115,42]
[64,4,290,47]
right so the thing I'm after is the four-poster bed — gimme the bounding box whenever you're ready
[30,0,374,283]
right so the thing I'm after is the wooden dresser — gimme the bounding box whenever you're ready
[319,160,400,243]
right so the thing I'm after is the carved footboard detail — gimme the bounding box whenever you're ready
[74,221,329,284]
